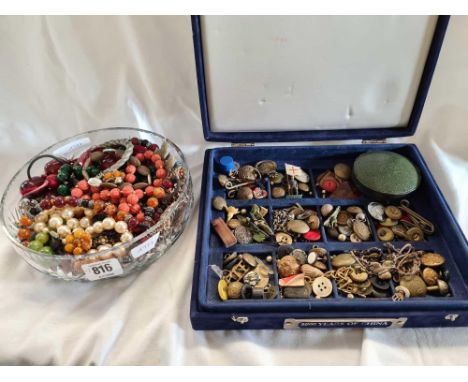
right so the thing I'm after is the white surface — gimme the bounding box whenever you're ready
[203,16,436,132]
[0,15,467,366]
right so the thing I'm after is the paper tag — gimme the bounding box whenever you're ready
[285,163,302,177]
[131,232,160,259]
[82,258,123,281]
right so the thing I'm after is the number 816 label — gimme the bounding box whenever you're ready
[82,258,123,280]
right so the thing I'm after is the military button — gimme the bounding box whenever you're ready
[237,187,253,200]
[277,244,293,258]
[380,217,399,227]
[377,227,394,241]
[218,279,229,301]
[312,276,333,298]
[244,271,260,286]
[255,160,277,176]
[275,232,293,245]
[227,281,243,299]
[350,268,368,283]
[407,227,424,241]
[346,206,364,215]
[370,276,390,291]
[422,267,439,286]
[385,205,402,220]
[421,252,445,267]
[337,211,352,225]
[272,187,286,198]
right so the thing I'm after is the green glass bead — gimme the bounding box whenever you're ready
[28,240,44,251]
[57,172,69,183]
[35,232,49,244]
[60,164,73,174]
[87,166,99,177]
[39,246,53,255]
[57,184,70,196]
[73,165,84,179]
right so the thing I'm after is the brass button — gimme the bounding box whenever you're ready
[385,205,402,220]
[421,252,445,267]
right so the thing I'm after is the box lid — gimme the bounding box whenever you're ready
[192,16,449,143]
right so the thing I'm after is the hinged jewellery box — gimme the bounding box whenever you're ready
[189,15,468,330]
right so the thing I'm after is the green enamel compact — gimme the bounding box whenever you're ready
[352,151,421,201]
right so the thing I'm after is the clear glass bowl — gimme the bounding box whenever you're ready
[0,127,193,281]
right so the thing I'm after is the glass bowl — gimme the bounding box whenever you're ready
[1,127,193,281]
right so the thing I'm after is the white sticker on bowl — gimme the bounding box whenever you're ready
[285,163,302,177]
[131,232,160,259]
[82,258,123,281]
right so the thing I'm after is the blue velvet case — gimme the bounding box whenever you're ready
[189,16,468,330]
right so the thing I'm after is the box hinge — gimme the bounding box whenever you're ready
[362,139,387,144]
[231,143,255,147]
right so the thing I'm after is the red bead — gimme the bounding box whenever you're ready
[121,185,134,196]
[152,179,163,187]
[92,192,101,201]
[131,137,139,145]
[125,173,136,183]
[134,189,144,199]
[151,154,162,163]
[136,212,145,222]
[71,188,83,198]
[118,203,130,213]
[133,145,146,154]
[154,160,164,169]
[136,153,145,162]
[127,193,139,205]
[303,230,321,241]
[156,168,166,179]
[321,179,337,193]
[77,180,89,191]
[126,165,136,174]
[128,217,139,232]
[110,188,121,199]
[100,189,110,201]
[162,180,172,189]
[144,150,153,159]
[145,186,154,197]
[130,204,141,214]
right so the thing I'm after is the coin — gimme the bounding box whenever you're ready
[312,276,333,298]
[385,205,402,220]
[368,202,385,221]
[421,252,445,267]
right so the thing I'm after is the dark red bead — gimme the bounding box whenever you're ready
[132,145,146,154]
[162,180,172,189]
[128,217,139,233]
[67,197,78,207]
[39,199,52,210]
[148,144,158,151]
[44,160,63,175]
[153,212,160,221]
[46,174,59,189]
[53,197,65,208]
[131,137,140,145]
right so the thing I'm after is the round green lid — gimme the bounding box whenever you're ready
[353,151,420,199]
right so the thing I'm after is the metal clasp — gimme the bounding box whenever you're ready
[231,315,249,324]
[445,314,459,322]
